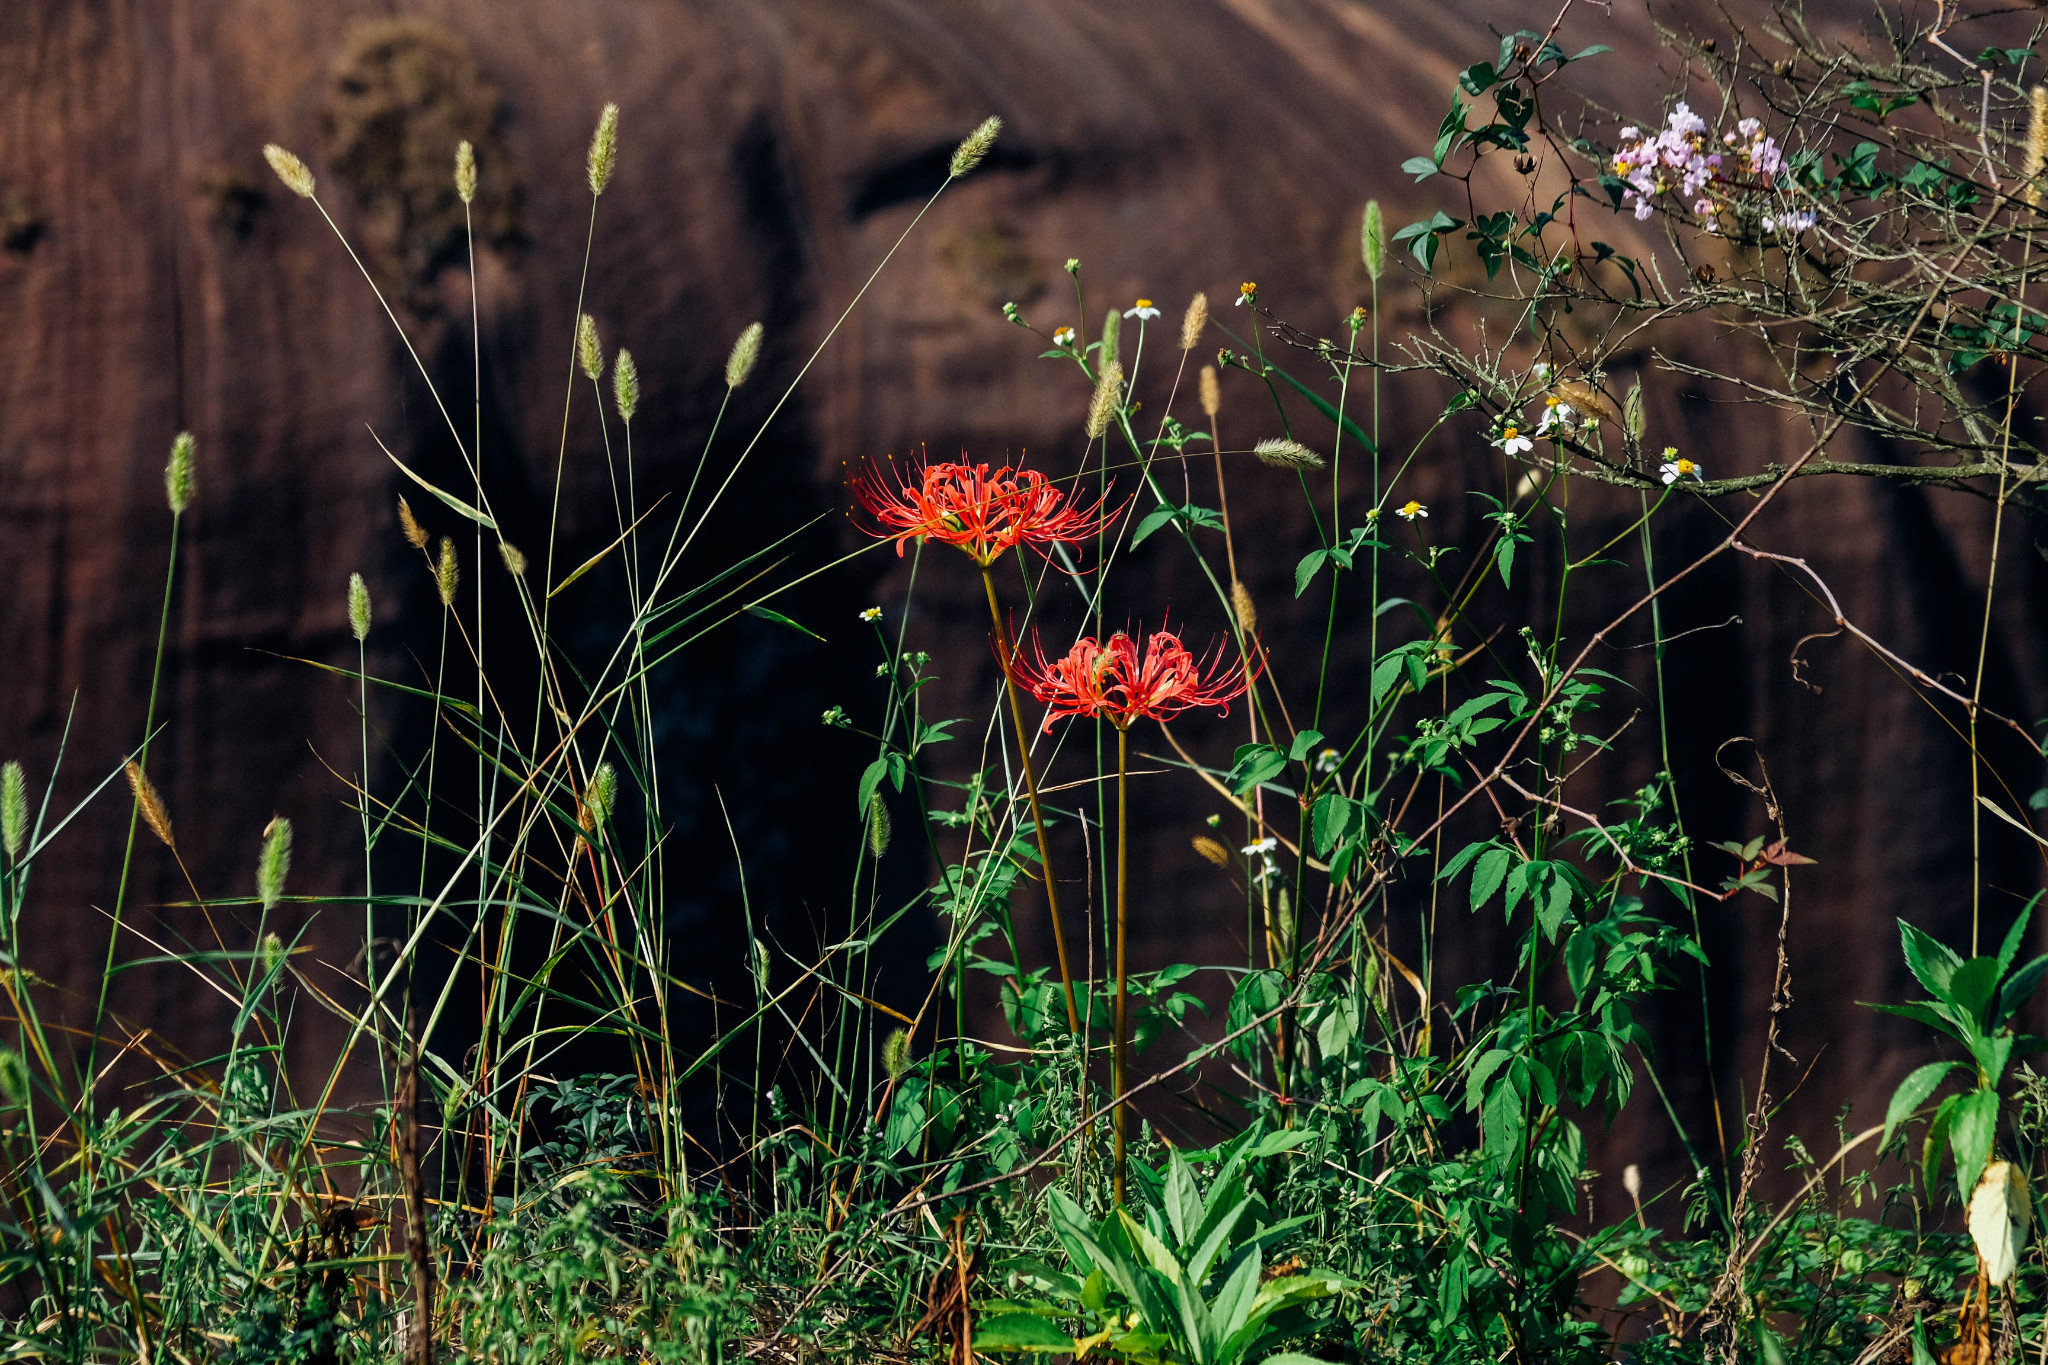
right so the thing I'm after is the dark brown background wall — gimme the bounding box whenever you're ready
[3,0,2044,1203]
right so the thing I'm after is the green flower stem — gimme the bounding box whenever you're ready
[1114,722,1130,1208]
[982,565,1081,1036]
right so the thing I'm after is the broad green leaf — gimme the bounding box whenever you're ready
[1470,847,1511,913]
[1228,744,1289,795]
[1899,920,1964,1000]
[1948,1086,1999,1200]
[974,1314,1076,1353]
[1162,1149,1201,1246]
[1882,1061,1960,1151]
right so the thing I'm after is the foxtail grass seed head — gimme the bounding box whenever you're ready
[613,347,639,422]
[577,313,603,381]
[126,761,174,849]
[726,321,763,388]
[1623,1163,1643,1201]
[397,496,428,550]
[436,537,459,607]
[1179,291,1209,351]
[866,791,892,858]
[1191,834,1232,868]
[1254,436,1325,470]
[0,1049,25,1108]
[1200,364,1221,418]
[881,1026,913,1081]
[584,762,618,830]
[1231,579,1257,635]
[165,432,196,515]
[1,761,24,862]
[1099,308,1121,369]
[454,139,477,205]
[1623,381,1646,444]
[347,572,371,642]
[1231,580,1259,637]
[1086,360,1124,439]
[257,816,292,911]
[1362,200,1386,281]
[499,541,527,577]
[949,115,1002,178]
[263,143,315,198]
[587,102,619,196]
[259,931,286,979]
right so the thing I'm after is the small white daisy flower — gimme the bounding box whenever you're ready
[1242,837,1278,858]
[1397,500,1428,521]
[859,606,882,622]
[1123,298,1161,320]
[1659,450,1702,484]
[1315,747,1342,774]
[1493,423,1533,456]
[1533,396,1578,439]
[1053,326,1076,348]
[1235,282,1257,307]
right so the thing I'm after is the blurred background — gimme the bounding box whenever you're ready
[3,0,2044,1210]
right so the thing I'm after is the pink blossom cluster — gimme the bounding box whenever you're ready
[1612,104,1785,224]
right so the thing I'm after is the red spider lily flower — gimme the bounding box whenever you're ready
[1012,627,1254,732]
[849,456,1112,565]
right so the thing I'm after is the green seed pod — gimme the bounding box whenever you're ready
[257,816,292,911]
[436,537,459,608]
[262,143,315,198]
[1,762,25,862]
[1098,308,1121,369]
[1361,200,1386,282]
[587,102,619,196]
[165,432,196,515]
[613,348,639,422]
[577,313,603,381]
[726,321,763,388]
[948,115,1002,178]
[454,139,477,205]
[866,791,892,858]
[347,572,371,642]
[881,1026,913,1081]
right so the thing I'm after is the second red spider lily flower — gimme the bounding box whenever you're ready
[1012,624,1254,1209]
[1012,627,1254,734]
[848,456,1113,565]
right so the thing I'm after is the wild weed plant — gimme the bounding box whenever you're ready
[6,3,2048,1361]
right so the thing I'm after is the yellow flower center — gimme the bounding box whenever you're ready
[1503,426,1519,439]
[1545,395,1560,407]
[1401,501,1423,515]
[1135,298,1152,309]
[1677,459,1695,474]
[1240,282,1256,294]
